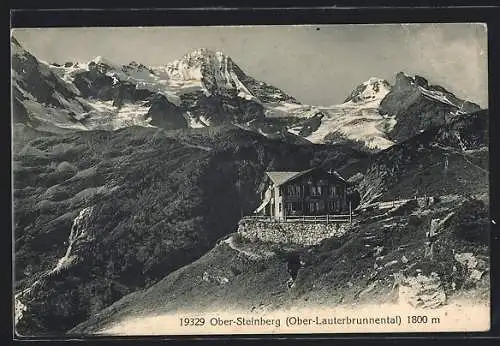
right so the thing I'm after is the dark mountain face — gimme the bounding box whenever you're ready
[180,91,265,125]
[72,68,115,101]
[112,81,156,108]
[12,42,73,108]
[379,72,482,143]
[147,95,188,129]
[11,38,91,128]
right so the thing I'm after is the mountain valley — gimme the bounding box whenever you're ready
[11,36,490,336]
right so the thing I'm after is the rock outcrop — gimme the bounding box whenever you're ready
[379,72,481,143]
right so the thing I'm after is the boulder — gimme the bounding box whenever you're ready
[56,161,78,174]
[397,272,446,308]
[454,252,488,284]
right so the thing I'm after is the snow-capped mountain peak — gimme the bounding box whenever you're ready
[183,47,225,59]
[343,77,392,104]
[164,48,230,81]
[157,47,262,101]
[92,56,108,64]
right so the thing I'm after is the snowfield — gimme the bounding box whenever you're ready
[81,100,155,130]
[308,103,396,149]
[303,77,396,149]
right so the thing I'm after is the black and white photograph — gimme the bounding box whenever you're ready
[11,23,490,336]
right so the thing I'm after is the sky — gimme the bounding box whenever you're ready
[12,23,488,107]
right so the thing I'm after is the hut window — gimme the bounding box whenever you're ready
[309,201,316,212]
[329,201,335,211]
[310,185,321,196]
[330,185,336,196]
[309,201,321,212]
[288,185,300,196]
[318,201,325,212]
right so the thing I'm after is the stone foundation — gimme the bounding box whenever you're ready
[237,219,350,246]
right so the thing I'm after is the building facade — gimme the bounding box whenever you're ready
[255,168,350,220]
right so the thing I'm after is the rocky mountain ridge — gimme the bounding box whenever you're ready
[12,37,482,150]
[380,72,482,142]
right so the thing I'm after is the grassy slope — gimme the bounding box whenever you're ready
[14,125,214,334]
[14,124,371,336]
[70,194,490,335]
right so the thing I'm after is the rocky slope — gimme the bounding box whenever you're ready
[13,123,371,336]
[358,110,488,204]
[11,37,93,132]
[13,107,489,336]
[65,113,489,336]
[70,193,489,335]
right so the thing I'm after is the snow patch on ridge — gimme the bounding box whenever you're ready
[187,111,208,128]
[51,206,94,274]
[78,99,154,131]
[418,86,466,112]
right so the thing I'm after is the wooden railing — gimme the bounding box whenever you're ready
[242,214,353,224]
[358,196,431,211]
